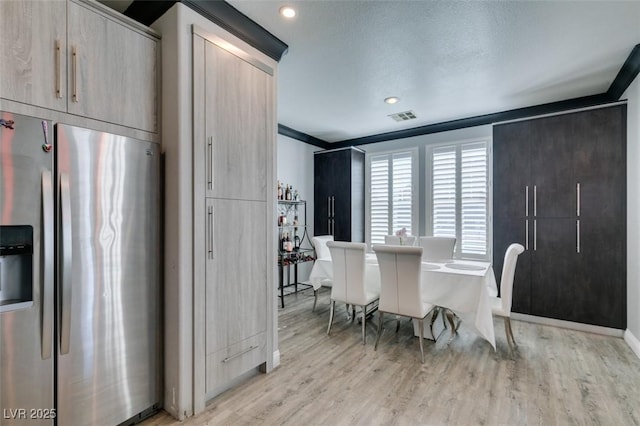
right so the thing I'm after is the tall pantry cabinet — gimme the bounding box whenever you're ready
[154,4,277,419]
[314,147,365,242]
[493,104,626,329]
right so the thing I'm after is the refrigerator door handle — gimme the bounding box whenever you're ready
[60,173,73,355]
[41,171,54,360]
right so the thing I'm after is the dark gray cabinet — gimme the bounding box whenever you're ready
[314,147,365,242]
[493,104,626,329]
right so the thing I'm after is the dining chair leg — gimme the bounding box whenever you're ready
[327,300,336,335]
[374,312,384,350]
[418,317,425,364]
[361,305,367,345]
[351,306,356,323]
[313,290,318,312]
[429,309,438,340]
[445,309,457,339]
[395,316,401,333]
[504,317,517,349]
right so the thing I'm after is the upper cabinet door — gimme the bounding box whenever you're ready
[573,105,626,219]
[493,122,532,218]
[204,40,271,201]
[0,0,67,111]
[67,1,158,133]
[529,115,575,218]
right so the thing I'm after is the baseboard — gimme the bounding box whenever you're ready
[511,313,625,337]
[272,349,281,369]
[624,329,640,360]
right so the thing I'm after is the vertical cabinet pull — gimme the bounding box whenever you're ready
[207,137,213,190]
[577,220,581,254]
[576,183,581,217]
[533,185,537,217]
[55,40,62,99]
[72,46,79,102]
[525,185,529,217]
[327,197,331,217]
[533,220,537,251]
[332,196,335,216]
[207,205,214,259]
[525,219,529,250]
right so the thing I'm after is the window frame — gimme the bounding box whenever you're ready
[425,138,492,260]
[365,148,419,247]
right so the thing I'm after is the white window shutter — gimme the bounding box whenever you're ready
[461,143,487,255]
[432,147,457,238]
[368,151,414,244]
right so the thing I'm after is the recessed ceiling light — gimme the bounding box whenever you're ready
[280,6,296,18]
[384,97,400,105]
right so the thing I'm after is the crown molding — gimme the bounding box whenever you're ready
[124,0,288,62]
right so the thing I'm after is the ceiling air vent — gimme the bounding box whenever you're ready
[389,110,417,122]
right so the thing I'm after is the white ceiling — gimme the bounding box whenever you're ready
[98,0,640,144]
[226,0,640,143]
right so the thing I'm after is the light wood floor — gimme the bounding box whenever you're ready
[142,288,640,425]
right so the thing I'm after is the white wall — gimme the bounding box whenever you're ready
[277,134,320,282]
[623,76,640,357]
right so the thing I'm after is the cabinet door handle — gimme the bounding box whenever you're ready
[525,185,529,217]
[55,40,62,99]
[533,185,537,217]
[577,220,580,254]
[207,136,213,191]
[72,46,79,102]
[207,205,214,259]
[525,219,529,250]
[327,197,331,218]
[576,183,581,217]
[533,219,537,251]
[332,196,335,216]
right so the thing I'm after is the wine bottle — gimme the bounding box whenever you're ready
[277,180,283,200]
[285,185,291,201]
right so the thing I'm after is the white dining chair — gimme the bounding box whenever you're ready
[326,241,380,344]
[384,235,417,246]
[491,243,525,350]
[373,244,436,363]
[417,236,456,261]
[311,235,334,311]
[418,236,457,332]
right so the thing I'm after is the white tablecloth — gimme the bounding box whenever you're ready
[309,255,497,349]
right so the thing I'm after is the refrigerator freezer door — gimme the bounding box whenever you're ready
[55,124,161,425]
[0,112,54,425]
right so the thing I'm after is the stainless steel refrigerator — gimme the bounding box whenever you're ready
[0,112,161,425]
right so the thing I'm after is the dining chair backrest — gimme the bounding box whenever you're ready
[499,243,525,313]
[312,235,334,259]
[373,245,426,319]
[384,235,417,246]
[327,241,369,306]
[418,236,456,261]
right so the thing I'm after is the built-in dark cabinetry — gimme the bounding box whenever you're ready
[314,147,365,242]
[493,104,626,329]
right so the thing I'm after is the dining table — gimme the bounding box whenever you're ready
[309,253,498,349]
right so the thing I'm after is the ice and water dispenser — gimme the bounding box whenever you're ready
[0,225,34,312]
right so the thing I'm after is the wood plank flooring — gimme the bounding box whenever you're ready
[142,288,640,425]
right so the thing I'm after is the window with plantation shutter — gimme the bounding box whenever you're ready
[367,151,416,245]
[429,141,488,258]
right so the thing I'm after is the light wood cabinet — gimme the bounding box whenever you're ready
[193,28,275,399]
[0,0,67,111]
[67,1,157,133]
[204,198,268,391]
[0,0,158,134]
[203,40,270,201]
